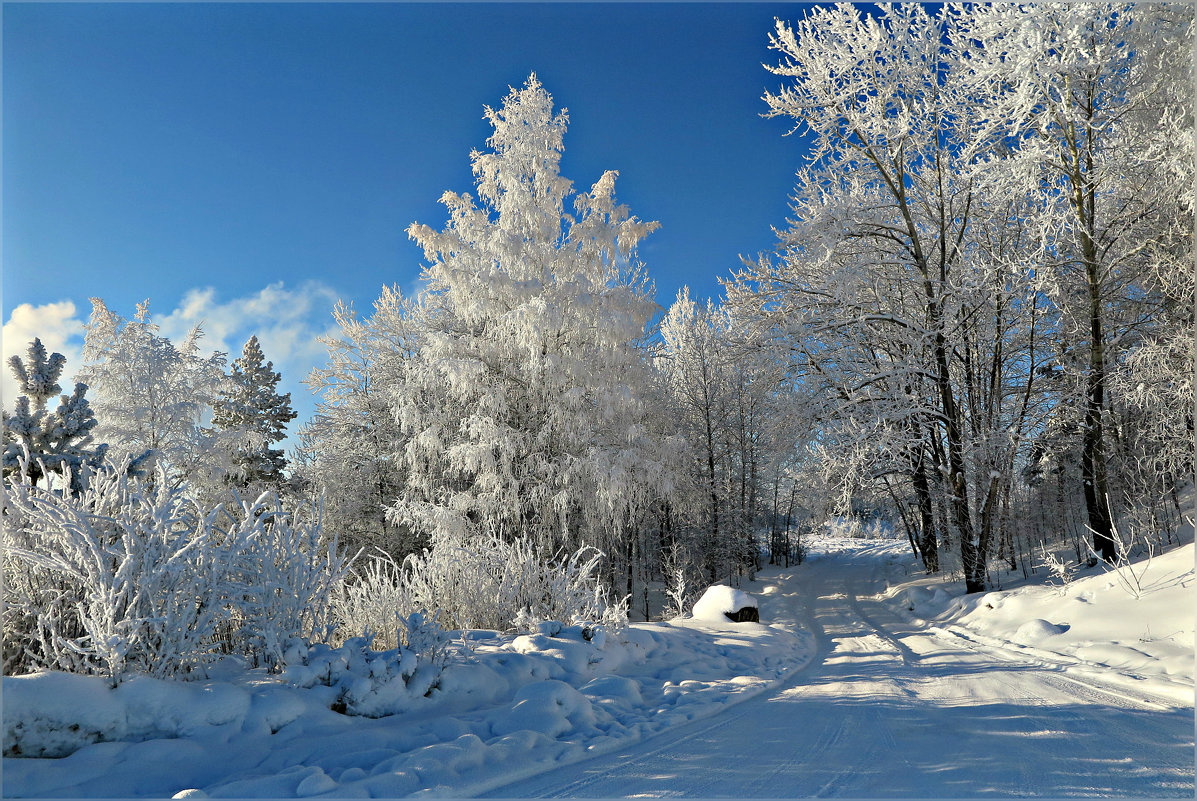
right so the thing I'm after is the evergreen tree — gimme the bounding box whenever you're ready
[212,335,297,490]
[2,338,106,490]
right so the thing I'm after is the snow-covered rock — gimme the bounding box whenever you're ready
[691,585,759,622]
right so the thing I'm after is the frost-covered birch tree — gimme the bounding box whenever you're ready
[76,299,232,492]
[659,288,732,581]
[297,288,416,558]
[393,74,667,561]
[735,4,1018,591]
[961,2,1194,561]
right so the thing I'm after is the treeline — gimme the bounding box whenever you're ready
[725,3,1193,590]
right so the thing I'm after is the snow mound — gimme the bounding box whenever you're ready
[692,585,758,621]
[1014,619,1070,642]
[3,672,128,757]
[491,680,597,738]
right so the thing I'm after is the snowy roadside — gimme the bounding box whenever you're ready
[3,576,813,799]
[882,540,1195,708]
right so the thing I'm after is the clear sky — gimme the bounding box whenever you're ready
[2,1,824,437]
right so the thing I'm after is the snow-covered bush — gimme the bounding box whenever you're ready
[333,532,628,641]
[399,532,626,634]
[279,619,451,717]
[331,550,413,650]
[1037,544,1074,595]
[219,492,356,671]
[823,516,887,540]
[662,541,699,619]
[2,458,354,682]
[1085,521,1160,600]
[2,459,228,683]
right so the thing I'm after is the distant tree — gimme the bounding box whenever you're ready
[658,288,731,581]
[296,289,415,558]
[2,338,106,491]
[211,335,297,491]
[76,298,230,491]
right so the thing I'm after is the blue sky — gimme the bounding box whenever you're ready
[3,2,821,435]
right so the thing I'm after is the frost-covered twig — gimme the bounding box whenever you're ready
[1036,544,1074,595]
[1085,520,1156,600]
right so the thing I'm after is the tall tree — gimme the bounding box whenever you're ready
[296,288,416,558]
[211,335,297,491]
[742,4,1009,591]
[393,74,666,560]
[2,338,106,490]
[659,288,731,581]
[961,2,1194,561]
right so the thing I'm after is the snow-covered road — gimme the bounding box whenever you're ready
[481,541,1194,797]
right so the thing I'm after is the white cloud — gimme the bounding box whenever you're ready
[2,301,86,412]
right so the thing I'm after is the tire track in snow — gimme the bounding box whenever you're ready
[480,540,1193,798]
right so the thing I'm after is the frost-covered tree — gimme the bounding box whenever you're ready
[393,74,665,560]
[297,288,415,558]
[658,289,731,580]
[733,3,1191,586]
[76,299,231,491]
[211,335,297,491]
[738,4,1011,591]
[2,338,106,491]
[961,2,1194,561]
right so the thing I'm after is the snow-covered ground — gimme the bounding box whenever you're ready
[886,537,1195,708]
[482,536,1194,798]
[2,578,812,798]
[3,534,1192,798]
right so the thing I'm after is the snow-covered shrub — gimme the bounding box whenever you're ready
[331,550,413,650]
[2,458,355,682]
[1086,521,1159,600]
[280,618,452,717]
[219,492,356,671]
[662,541,699,619]
[2,459,228,683]
[823,516,887,540]
[1037,544,1074,595]
[399,532,625,634]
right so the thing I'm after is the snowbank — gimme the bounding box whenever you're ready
[885,541,1195,707]
[3,586,813,798]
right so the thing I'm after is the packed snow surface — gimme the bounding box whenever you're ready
[4,536,1192,798]
[484,537,1194,798]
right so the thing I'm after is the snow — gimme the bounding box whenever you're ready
[4,535,1191,798]
[481,536,1194,798]
[690,584,758,621]
[3,587,811,798]
[889,537,1196,707]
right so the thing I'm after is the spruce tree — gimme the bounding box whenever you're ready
[2,338,106,490]
[212,336,297,490]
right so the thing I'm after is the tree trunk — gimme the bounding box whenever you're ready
[1082,258,1116,562]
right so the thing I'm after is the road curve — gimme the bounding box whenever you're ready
[479,541,1194,798]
